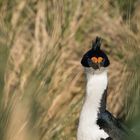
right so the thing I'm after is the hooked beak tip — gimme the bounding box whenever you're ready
[98,63,101,70]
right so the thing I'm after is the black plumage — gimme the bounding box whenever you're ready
[97,89,139,140]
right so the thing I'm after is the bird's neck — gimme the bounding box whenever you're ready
[79,69,108,125]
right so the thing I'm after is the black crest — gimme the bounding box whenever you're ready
[92,36,102,51]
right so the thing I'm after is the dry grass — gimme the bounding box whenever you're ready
[0,0,140,140]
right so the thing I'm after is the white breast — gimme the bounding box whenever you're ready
[77,68,109,140]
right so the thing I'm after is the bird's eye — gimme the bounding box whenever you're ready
[91,57,98,63]
[98,57,103,63]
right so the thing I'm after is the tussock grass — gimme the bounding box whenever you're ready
[0,0,140,140]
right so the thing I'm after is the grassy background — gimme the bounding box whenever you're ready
[0,0,140,140]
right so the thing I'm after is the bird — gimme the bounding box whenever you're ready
[77,37,138,140]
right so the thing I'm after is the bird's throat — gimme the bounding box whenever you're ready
[79,69,108,127]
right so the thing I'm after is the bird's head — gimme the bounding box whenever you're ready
[81,37,110,73]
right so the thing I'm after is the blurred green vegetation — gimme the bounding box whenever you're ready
[0,0,140,140]
[0,47,9,93]
[117,0,137,19]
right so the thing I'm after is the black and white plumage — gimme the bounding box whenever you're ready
[77,37,138,140]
